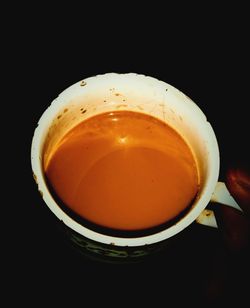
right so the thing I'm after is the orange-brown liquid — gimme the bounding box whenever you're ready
[45,111,199,231]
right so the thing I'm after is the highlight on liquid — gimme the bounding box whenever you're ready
[44,110,199,231]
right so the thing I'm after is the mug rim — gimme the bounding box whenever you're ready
[31,72,220,247]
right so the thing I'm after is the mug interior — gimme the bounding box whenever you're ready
[31,73,219,246]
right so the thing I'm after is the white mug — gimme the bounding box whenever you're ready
[31,73,241,259]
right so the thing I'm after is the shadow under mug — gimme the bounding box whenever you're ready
[31,73,241,262]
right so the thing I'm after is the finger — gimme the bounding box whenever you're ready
[225,163,250,216]
[214,204,250,253]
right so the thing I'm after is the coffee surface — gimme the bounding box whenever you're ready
[45,111,199,230]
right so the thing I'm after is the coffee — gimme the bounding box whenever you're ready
[44,110,199,232]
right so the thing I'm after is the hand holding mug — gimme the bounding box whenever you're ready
[216,161,250,253]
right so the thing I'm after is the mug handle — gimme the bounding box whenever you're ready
[196,182,242,228]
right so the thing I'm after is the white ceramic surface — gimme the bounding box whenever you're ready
[31,73,220,247]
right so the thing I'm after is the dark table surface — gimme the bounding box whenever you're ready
[9,20,249,306]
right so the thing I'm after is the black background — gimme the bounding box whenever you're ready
[7,5,249,306]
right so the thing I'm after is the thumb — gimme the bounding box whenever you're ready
[225,163,250,216]
[214,163,250,253]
